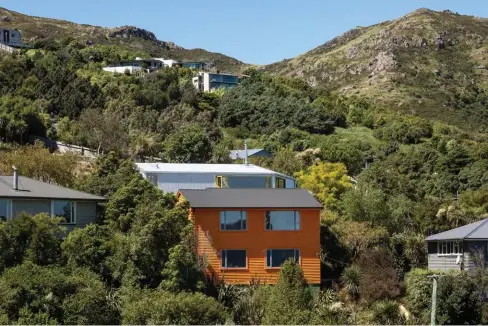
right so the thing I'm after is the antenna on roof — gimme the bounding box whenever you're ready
[244,140,248,166]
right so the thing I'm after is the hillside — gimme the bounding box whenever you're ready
[0,7,244,72]
[267,8,488,131]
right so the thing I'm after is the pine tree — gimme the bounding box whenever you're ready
[263,260,313,325]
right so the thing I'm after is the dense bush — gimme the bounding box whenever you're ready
[121,289,228,324]
[264,260,313,325]
[405,269,483,325]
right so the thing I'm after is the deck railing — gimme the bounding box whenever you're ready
[0,43,14,53]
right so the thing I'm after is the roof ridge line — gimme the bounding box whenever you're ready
[465,218,488,239]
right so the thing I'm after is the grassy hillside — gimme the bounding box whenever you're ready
[267,8,488,132]
[0,7,245,73]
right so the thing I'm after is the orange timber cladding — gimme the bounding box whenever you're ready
[190,207,321,285]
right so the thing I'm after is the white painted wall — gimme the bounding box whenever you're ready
[153,58,179,67]
[103,66,145,74]
[157,173,216,194]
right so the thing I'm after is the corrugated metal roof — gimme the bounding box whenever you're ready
[179,188,322,209]
[229,149,270,160]
[136,163,292,178]
[0,176,105,201]
[425,218,488,241]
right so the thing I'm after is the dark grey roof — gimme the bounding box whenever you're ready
[179,188,322,209]
[0,176,105,201]
[229,149,271,160]
[426,218,488,241]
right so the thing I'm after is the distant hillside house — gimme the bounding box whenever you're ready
[136,163,295,194]
[229,149,272,161]
[192,71,239,92]
[426,219,488,271]
[153,58,180,67]
[0,170,105,231]
[0,28,30,48]
[103,58,164,74]
[182,61,205,70]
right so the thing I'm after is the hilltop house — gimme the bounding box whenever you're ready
[103,58,164,74]
[426,219,488,271]
[192,71,239,92]
[136,163,295,194]
[178,188,322,285]
[0,169,104,230]
[103,57,207,74]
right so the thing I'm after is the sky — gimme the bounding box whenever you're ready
[2,0,488,64]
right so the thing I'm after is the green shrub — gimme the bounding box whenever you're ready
[121,289,228,324]
[405,269,483,325]
[263,260,313,325]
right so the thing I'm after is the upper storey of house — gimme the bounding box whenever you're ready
[136,163,296,194]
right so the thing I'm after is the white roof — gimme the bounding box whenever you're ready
[136,163,292,178]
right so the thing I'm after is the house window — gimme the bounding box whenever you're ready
[266,249,300,268]
[215,176,228,188]
[438,241,461,256]
[220,211,247,230]
[221,249,247,268]
[265,211,300,230]
[276,177,286,188]
[52,200,75,224]
[146,174,158,186]
[0,199,11,221]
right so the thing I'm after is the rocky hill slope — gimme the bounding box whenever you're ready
[267,9,488,131]
[0,7,244,72]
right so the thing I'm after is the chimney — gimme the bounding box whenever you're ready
[12,166,18,191]
[244,140,248,166]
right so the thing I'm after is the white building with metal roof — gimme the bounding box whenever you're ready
[136,163,296,194]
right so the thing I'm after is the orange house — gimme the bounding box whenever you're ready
[177,188,322,285]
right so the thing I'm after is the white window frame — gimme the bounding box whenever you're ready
[221,249,247,269]
[265,211,300,231]
[220,211,247,231]
[51,200,76,224]
[437,240,461,256]
[266,249,300,268]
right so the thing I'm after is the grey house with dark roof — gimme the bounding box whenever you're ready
[0,171,105,230]
[426,219,488,271]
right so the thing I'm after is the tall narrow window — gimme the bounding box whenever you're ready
[266,249,300,268]
[276,177,286,188]
[220,211,247,230]
[265,211,300,230]
[0,199,10,221]
[215,176,228,188]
